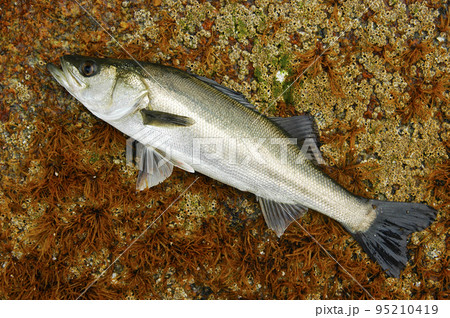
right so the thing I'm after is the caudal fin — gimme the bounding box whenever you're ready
[350,199,437,277]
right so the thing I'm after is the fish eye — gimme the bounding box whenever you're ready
[79,60,97,77]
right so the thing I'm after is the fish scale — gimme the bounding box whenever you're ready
[47,55,437,277]
[137,66,370,226]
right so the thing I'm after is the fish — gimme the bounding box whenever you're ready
[47,55,437,277]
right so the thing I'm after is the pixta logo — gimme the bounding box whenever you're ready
[126,135,324,171]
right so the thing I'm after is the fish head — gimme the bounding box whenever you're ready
[47,55,147,121]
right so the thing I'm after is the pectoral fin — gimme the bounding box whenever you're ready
[140,109,195,127]
[257,197,308,237]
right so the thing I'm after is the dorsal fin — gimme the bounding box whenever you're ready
[270,114,320,145]
[270,115,324,165]
[190,73,256,109]
[257,197,308,237]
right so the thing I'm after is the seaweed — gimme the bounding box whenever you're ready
[291,41,345,97]
[437,8,450,33]
[321,120,381,197]
[426,144,450,209]
[396,78,432,123]
[401,39,433,74]
[323,0,344,27]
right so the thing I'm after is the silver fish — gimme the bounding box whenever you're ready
[47,55,437,277]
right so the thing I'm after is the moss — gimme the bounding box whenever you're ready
[234,18,248,41]
[282,81,295,106]
[253,67,264,83]
[279,53,291,70]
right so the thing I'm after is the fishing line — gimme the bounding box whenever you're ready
[76,177,199,300]
[70,0,185,115]
[69,0,382,300]
[282,206,376,300]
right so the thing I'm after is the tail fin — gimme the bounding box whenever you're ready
[350,199,437,277]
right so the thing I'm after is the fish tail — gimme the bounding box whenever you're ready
[350,199,437,277]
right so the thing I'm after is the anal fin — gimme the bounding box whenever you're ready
[257,197,308,237]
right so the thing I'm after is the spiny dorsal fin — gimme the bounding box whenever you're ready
[190,73,256,109]
[140,109,195,127]
[270,115,324,165]
[257,197,308,237]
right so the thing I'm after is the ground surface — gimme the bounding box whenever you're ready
[0,0,448,299]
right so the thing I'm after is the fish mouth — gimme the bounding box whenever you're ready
[47,58,86,90]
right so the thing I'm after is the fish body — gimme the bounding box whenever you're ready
[48,55,437,277]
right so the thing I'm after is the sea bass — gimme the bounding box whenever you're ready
[47,55,437,277]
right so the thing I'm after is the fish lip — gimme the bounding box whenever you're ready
[47,57,86,90]
[47,62,70,88]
